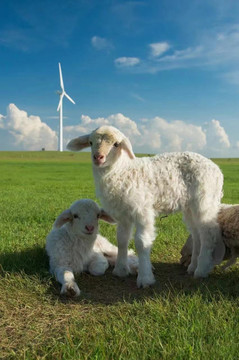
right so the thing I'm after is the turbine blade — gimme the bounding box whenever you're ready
[57,94,64,111]
[64,92,75,105]
[58,63,64,90]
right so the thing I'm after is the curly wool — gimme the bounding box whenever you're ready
[94,151,222,222]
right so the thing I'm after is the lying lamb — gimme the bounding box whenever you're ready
[180,204,239,270]
[67,126,224,288]
[46,199,138,296]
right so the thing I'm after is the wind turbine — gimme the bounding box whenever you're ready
[57,62,75,152]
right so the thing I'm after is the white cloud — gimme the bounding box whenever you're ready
[91,36,112,50]
[0,104,57,150]
[64,113,140,145]
[205,119,230,150]
[0,105,234,156]
[115,57,140,67]
[158,46,203,63]
[149,42,170,57]
[64,112,233,156]
[136,117,206,153]
[130,93,145,102]
[0,114,5,128]
[118,25,239,77]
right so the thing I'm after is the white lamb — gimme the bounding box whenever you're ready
[67,125,225,288]
[46,199,138,296]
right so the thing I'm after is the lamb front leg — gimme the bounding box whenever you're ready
[113,222,133,277]
[54,266,81,297]
[135,220,155,288]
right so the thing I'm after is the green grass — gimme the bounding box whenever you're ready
[1,152,239,359]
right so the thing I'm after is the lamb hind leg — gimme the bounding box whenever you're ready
[88,252,109,276]
[113,222,133,277]
[135,221,155,288]
[194,222,224,278]
[187,230,200,275]
[183,209,200,275]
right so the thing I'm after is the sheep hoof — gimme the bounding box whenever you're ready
[129,264,138,275]
[137,273,156,288]
[113,264,130,277]
[193,269,209,279]
[128,256,139,275]
[187,263,196,275]
[61,282,81,297]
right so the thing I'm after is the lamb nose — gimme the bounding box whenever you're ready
[85,225,94,232]
[94,154,104,160]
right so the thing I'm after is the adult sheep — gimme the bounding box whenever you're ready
[67,125,225,288]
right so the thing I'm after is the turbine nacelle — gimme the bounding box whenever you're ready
[57,91,75,112]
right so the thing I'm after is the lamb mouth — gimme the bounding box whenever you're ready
[93,160,106,167]
[84,231,94,235]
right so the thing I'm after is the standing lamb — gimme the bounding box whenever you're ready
[46,199,138,296]
[67,126,225,288]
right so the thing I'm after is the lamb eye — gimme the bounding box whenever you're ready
[89,141,92,146]
[114,142,119,147]
[97,213,100,219]
[73,214,79,219]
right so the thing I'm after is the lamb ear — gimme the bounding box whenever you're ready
[67,134,90,151]
[99,209,116,224]
[53,209,73,228]
[121,137,135,159]
[212,239,225,265]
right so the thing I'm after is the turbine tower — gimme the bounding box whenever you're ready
[57,62,75,152]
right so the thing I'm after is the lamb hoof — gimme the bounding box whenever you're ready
[180,255,191,268]
[137,273,156,288]
[128,256,139,275]
[193,269,209,279]
[129,264,138,275]
[61,282,81,297]
[187,263,196,275]
[113,264,130,277]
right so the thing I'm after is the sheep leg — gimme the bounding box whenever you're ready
[187,231,200,275]
[113,222,133,277]
[221,257,237,271]
[54,266,81,297]
[221,248,237,271]
[88,252,109,276]
[183,210,200,275]
[180,235,193,267]
[194,223,222,278]
[135,221,155,288]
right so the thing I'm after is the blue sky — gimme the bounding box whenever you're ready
[0,0,239,156]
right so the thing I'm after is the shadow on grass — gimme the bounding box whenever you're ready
[0,245,49,277]
[1,246,239,304]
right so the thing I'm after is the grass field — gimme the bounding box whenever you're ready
[1,151,239,359]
